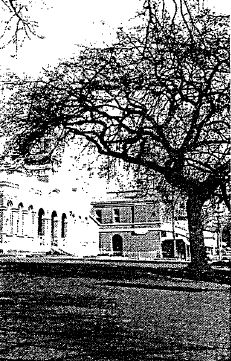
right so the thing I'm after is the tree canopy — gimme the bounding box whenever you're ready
[2,0,230,276]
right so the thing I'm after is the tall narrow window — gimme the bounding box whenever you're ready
[38,208,45,236]
[28,205,34,237]
[61,213,67,238]
[17,203,24,236]
[6,201,13,235]
[95,209,102,223]
[51,211,58,239]
[131,206,135,224]
[113,209,120,223]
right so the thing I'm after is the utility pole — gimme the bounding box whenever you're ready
[217,217,222,261]
[215,209,225,261]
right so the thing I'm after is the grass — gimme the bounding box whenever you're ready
[0,257,230,285]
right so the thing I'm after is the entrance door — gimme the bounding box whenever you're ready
[161,239,174,258]
[176,239,186,259]
[112,234,123,256]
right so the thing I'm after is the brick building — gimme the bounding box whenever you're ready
[91,191,218,260]
[91,191,163,259]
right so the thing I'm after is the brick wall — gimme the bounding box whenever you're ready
[99,232,111,253]
[93,197,162,259]
[99,230,161,256]
[134,203,159,223]
[96,203,159,225]
[121,206,133,223]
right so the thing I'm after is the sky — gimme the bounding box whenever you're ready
[1,0,230,76]
[1,0,143,76]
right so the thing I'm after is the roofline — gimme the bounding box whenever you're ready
[91,199,158,206]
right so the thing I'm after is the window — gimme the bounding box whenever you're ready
[28,205,34,237]
[17,203,24,236]
[113,209,120,223]
[38,208,45,236]
[6,201,13,235]
[161,230,167,237]
[131,206,135,223]
[51,211,58,239]
[95,209,102,223]
[61,213,67,238]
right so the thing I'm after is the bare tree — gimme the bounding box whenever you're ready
[3,0,230,277]
[0,0,44,51]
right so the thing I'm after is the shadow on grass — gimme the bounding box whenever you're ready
[99,281,213,292]
[0,259,230,285]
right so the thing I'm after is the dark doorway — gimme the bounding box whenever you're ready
[112,234,123,256]
[176,239,186,259]
[161,239,174,258]
[162,239,186,259]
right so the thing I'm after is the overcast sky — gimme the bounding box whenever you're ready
[1,0,230,76]
[1,0,142,76]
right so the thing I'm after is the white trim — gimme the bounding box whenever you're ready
[99,227,159,233]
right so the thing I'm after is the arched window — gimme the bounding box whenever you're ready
[27,205,34,236]
[61,213,67,238]
[38,208,45,236]
[17,202,24,236]
[6,201,13,235]
[51,211,58,239]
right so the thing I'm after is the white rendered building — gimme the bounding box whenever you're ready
[0,166,99,256]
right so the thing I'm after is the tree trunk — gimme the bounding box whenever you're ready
[186,191,209,278]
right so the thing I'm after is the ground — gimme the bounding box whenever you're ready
[0,257,230,360]
[0,256,230,286]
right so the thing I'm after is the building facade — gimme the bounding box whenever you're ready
[0,166,218,260]
[0,168,99,256]
[92,191,164,260]
[91,191,217,261]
